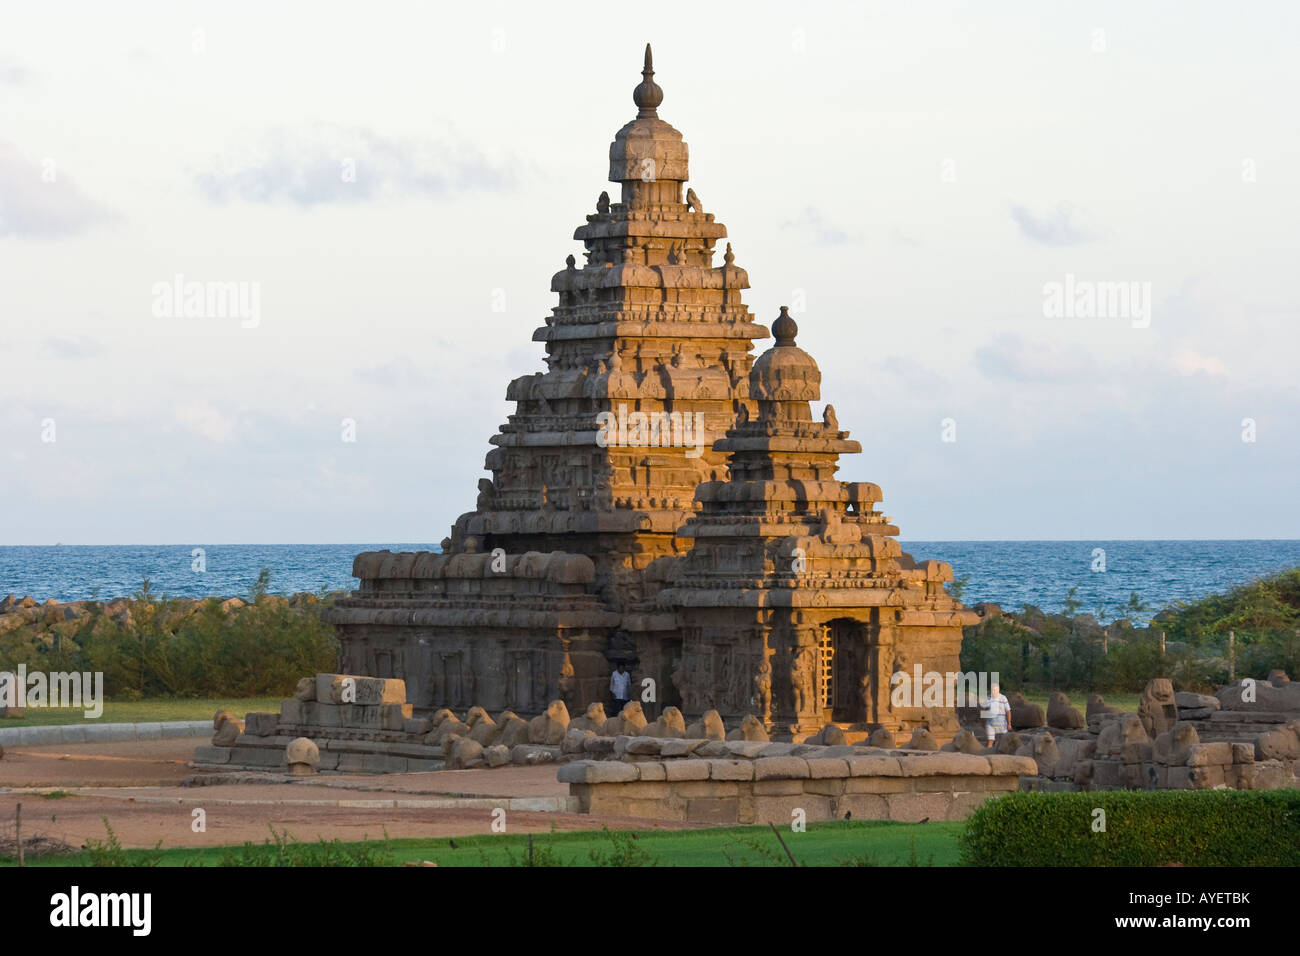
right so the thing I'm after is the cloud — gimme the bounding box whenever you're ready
[41,336,107,360]
[779,206,857,246]
[974,332,1100,383]
[173,402,236,442]
[1172,350,1228,377]
[0,56,31,86]
[0,141,116,238]
[1009,202,1095,247]
[354,358,437,388]
[195,123,523,205]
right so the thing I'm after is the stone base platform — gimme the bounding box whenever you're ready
[558,751,1034,824]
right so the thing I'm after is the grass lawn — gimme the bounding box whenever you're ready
[1020,690,1140,713]
[5,819,966,868]
[0,697,283,728]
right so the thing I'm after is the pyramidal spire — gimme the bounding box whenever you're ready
[633,43,663,118]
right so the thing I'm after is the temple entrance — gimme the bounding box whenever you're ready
[823,618,871,723]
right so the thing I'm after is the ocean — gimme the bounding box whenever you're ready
[2,541,1298,622]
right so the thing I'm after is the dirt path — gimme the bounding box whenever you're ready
[0,740,689,852]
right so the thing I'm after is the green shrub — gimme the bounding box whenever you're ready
[960,790,1300,867]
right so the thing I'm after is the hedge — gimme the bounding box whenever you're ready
[960,789,1300,867]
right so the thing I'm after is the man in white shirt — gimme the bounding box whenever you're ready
[983,682,1011,748]
[610,662,632,715]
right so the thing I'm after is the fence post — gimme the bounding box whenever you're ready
[1228,631,1235,683]
[1159,631,1166,656]
[15,802,23,868]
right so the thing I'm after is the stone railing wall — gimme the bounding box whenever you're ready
[558,750,1034,824]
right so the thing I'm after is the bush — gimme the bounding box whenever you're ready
[960,790,1300,867]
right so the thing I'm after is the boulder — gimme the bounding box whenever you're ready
[497,716,531,748]
[445,735,485,770]
[902,728,938,751]
[1174,692,1219,713]
[1138,679,1178,737]
[1046,692,1085,730]
[1217,679,1300,713]
[468,714,501,746]
[285,737,319,775]
[212,717,244,747]
[562,728,595,755]
[1008,692,1045,729]
[1255,725,1300,761]
[993,731,1023,755]
[819,724,848,746]
[1268,669,1291,687]
[484,744,511,768]
[739,715,769,742]
[569,702,607,733]
[866,728,895,749]
[294,677,316,702]
[942,729,986,755]
[213,709,234,730]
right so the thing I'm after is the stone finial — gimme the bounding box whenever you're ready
[772,306,798,346]
[723,243,734,267]
[633,43,663,118]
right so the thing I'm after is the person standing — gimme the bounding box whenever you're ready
[983,682,1011,747]
[609,661,632,716]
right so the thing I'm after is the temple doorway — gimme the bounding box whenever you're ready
[823,618,871,722]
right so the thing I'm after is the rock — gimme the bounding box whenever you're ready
[295,677,316,701]
[509,744,555,766]
[431,718,472,743]
[866,728,895,749]
[1046,692,1084,730]
[1119,714,1152,763]
[445,735,485,770]
[569,702,607,733]
[212,717,244,747]
[1217,679,1300,713]
[942,729,986,754]
[692,709,722,741]
[1139,679,1178,737]
[430,708,457,728]
[528,700,571,745]
[497,716,531,748]
[658,706,686,737]
[683,721,703,739]
[213,709,234,730]
[285,737,319,775]
[469,714,501,746]
[739,715,769,742]
[1268,669,1291,687]
[1255,725,1300,761]
[465,706,491,727]
[484,744,511,768]
[994,732,1023,755]
[1174,691,1219,713]
[820,724,848,746]
[902,728,938,751]
[219,597,245,613]
[1153,723,1200,766]
[562,728,595,755]
[1008,692,1045,729]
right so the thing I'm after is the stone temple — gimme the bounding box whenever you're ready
[329,46,977,742]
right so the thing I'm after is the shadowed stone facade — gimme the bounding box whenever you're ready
[329,46,976,741]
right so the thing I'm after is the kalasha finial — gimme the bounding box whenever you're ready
[772,306,798,346]
[633,43,663,118]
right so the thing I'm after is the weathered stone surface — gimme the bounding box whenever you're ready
[244,713,278,737]
[469,714,501,746]
[315,673,406,706]
[1175,692,1219,713]
[562,728,596,755]
[497,716,531,748]
[903,728,938,751]
[942,729,985,755]
[754,756,810,780]
[212,717,244,747]
[660,738,705,757]
[295,677,316,701]
[866,728,896,749]
[1046,692,1085,730]
[1139,679,1178,737]
[444,735,484,770]
[846,755,903,777]
[664,759,711,781]
[1008,692,1045,729]
[484,744,511,767]
[898,753,991,777]
[1254,726,1300,761]
[510,744,556,766]
[569,702,607,733]
[528,700,570,745]
[285,736,319,772]
[708,759,755,781]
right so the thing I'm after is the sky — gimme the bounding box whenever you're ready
[2,1,1298,544]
